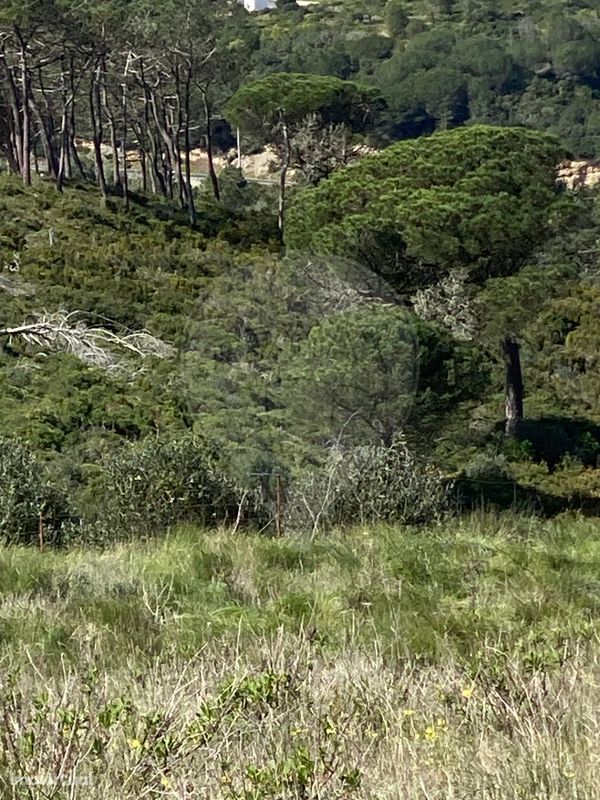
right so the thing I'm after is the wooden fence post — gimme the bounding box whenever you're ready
[38,510,45,550]
[275,474,285,537]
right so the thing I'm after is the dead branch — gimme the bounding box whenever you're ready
[0,310,175,374]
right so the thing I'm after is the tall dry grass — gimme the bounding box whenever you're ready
[0,632,598,798]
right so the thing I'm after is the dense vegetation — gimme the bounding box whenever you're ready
[260,0,600,156]
[1,119,600,543]
[1,1,600,796]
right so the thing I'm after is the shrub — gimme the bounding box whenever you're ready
[286,433,450,533]
[463,452,513,482]
[0,439,70,545]
[74,435,246,543]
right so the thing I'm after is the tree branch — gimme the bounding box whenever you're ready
[0,311,175,374]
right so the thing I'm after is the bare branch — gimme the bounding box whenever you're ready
[412,269,477,341]
[0,311,175,374]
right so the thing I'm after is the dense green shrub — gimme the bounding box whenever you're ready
[0,439,70,545]
[286,125,568,291]
[74,435,246,543]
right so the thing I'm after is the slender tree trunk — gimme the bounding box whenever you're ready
[148,128,165,195]
[64,132,72,179]
[16,31,31,185]
[56,65,69,192]
[121,83,129,210]
[183,76,197,225]
[106,108,121,188]
[132,121,148,193]
[34,66,60,177]
[169,94,186,209]
[89,70,107,202]
[202,90,219,202]
[140,147,147,193]
[150,89,180,203]
[1,51,23,174]
[30,100,58,179]
[100,64,120,189]
[163,145,174,199]
[139,63,162,195]
[502,336,524,436]
[56,106,68,192]
[278,112,291,240]
[68,59,85,179]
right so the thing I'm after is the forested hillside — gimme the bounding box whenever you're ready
[258,0,600,155]
[0,0,600,545]
[3,3,600,797]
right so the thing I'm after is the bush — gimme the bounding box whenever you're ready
[385,0,409,37]
[286,433,450,533]
[0,439,70,545]
[74,435,246,543]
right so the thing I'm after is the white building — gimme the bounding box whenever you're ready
[240,0,275,11]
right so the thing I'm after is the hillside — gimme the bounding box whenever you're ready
[251,0,600,155]
[2,1,600,797]
[2,123,600,545]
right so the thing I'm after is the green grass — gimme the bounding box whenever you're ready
[0,513,599,668]
[0,513,600,797]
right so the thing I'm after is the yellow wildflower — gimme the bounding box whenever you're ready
[127,738,142,750]
[424,725,437,742]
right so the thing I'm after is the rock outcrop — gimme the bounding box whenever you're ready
[557,160,600,190]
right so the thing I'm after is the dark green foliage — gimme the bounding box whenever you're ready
[287,125,568,291]
[384,0,409,37]
[280,305,420,446]
[345,34,394,72]
[280,304,485,446]
[253,24,354,79]
[73,435,245,543]
[0,439,70,546]
[226,72,382,145]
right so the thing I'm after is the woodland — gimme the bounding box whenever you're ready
[0,0,600,542]
[1,3,600,797]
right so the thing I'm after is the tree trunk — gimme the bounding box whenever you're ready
[202,90,220,202]
[132,121,148,193]
[30,99,58,179]
[121,83,129,211]
[101,66,121,190]
[16,31,31,185]
[169,97,186,209]
[139,62,162,196]
[56,65,69,192]
[89,70,107,202]
[502,336,524,436]
[182,75,198,224]
[278,111,291,241]
[149,89,180,203]
[56,103,68,192]
[68,58,86,179]
[1,52,23,174]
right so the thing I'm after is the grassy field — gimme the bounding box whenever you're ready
[0,514,600,798]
